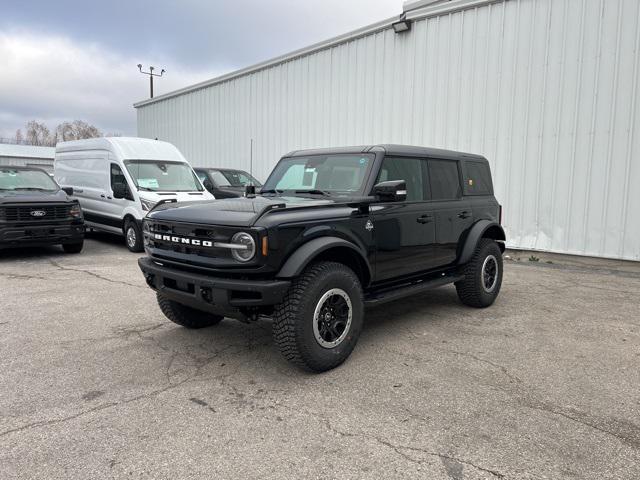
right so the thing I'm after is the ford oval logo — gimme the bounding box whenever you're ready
[30,210,47,217]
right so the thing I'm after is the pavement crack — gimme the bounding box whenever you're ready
[47,259,144,289]
[324,419,505,478]
[524,402,640,449]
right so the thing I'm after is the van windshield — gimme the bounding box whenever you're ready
[124,160,203,192]
[0,168,58,192]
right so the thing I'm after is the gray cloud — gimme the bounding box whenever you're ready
[0,1,402,137]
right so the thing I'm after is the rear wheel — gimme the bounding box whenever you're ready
[273,261,364,372]
[62,241,84,254]
[124,219,144,252]
[157,293,224,328]
[456,238,503,308]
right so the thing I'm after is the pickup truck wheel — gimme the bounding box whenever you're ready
[124,219,144,252]
[156,293,224,328]
[62,241,84,254]
[273,261,364,372]
[456,238,503,308]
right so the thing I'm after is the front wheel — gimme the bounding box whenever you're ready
[62,241,84,254]
[455,238,503,308]
[124,219,144,252]
[273,261,364,372]
[157,293,224,328]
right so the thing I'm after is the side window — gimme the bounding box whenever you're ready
[376,157,426,202]
[195,171,207,183]
[464,161,494,195]
[428,160,461,200]
[110,164,131,199]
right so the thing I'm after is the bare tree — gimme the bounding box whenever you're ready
[24,121,54,146]
[12,120,119,146]
[56,120,102,142]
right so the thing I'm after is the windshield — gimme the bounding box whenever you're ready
[262,154,373,195]
[124,160,203,192]
[0,168,59,192]
[212,170,262,187]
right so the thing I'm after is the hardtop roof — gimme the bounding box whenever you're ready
[284,144,487,162]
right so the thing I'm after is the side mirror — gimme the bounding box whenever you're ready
[203,179,213,191]
[61,186,74,196]
[373,180,407,202]
[112,182,127,199]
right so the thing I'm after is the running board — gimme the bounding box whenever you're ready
[364,274,464,307]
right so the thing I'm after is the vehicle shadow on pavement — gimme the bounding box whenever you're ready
[0,244,68,261]
[143,286,462,375]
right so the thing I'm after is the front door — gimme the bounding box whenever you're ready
[371,156,438,282]
[95,163,135,231]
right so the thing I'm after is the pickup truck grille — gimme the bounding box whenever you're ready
[1,204,71,222]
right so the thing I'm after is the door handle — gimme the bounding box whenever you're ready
[417,215,433,224]
[457,211,471,219]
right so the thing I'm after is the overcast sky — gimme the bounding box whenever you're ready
[0,0,402,139]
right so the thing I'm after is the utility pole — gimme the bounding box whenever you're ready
[137,64,165,98]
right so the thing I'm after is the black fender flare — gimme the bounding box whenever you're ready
[457,220,506,265]
[276,236,372,283]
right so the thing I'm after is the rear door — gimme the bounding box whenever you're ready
[427,159,472,266]
[371,156,438,281]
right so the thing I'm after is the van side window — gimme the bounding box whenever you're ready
[427,160,461,200]
[377,157,427,201]
[110,164,131,199]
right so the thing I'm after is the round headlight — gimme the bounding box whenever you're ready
[231,232,256,262]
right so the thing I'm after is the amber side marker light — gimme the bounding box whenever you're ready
[262,236,268,256]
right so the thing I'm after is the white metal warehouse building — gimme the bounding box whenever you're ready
[0,144,55,173]
[135,0,640,261]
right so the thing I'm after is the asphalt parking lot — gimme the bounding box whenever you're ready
[1,235,639,480]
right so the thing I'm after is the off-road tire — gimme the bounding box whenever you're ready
[157,293,224,328]
[62,241,84,254]
[124,219,144,252]
[456,238,503,308]
[273,261,364,372]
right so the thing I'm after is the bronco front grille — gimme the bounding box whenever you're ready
[1,204,71,222]
[145,221,233,260]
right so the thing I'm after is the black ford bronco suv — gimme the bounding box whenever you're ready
[138,145,505,372]
[0,166,84,253]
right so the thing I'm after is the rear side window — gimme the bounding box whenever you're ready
[427,160,461,200]
[464,161,494,195]
[377,157,426,201]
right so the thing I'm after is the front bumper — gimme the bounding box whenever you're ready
[138,257,290,318]
[0,222,84,248]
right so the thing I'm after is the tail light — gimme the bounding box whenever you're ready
[499,205,503,225]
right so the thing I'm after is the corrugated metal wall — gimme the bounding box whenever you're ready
[0,157,54,173]
[137,0,640,261]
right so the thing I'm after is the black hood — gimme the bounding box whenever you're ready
[0,189,72,204]
[147,195,346,227]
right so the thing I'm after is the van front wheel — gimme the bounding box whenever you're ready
[124,219,144,252]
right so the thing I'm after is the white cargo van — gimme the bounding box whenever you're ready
[54,137,214,252]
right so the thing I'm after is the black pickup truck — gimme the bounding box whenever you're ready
[0,166,84,253]
[139,145,505,372]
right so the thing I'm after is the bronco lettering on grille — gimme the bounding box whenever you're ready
[154,233,213,247]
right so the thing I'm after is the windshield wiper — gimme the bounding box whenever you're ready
[13,187,49,191]
[137,186,156,192]
[294,189,331,196]
[260,189,284,195]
